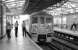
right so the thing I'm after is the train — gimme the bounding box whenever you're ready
[24,11,78,50]
[27,11,54,42]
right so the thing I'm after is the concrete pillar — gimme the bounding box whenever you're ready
[0,4,3,36]
[3,6,6,35]
[0,1,7,37]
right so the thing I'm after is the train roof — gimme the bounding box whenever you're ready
[31,11,52,17]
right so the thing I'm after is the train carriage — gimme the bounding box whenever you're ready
[29,12,54,42]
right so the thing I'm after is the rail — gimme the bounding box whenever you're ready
[52,27,78,50]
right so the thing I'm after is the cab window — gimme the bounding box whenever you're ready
[46,17,52,23]
[40,17,44,24]
[32,17,38,24]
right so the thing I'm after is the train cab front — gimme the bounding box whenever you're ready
[37,33,53,43]
[38,34,47,42]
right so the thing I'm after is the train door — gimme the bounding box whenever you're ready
[31,16,39,42]
[46,16,53,42]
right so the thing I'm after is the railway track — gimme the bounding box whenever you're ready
[37,42,59,50]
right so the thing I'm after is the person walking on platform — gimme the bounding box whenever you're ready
[71,22,77,31]
[15,21,19,38]
[6,22,12,39]
[22,21,27,37]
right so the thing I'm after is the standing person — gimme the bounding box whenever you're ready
[6,22,12,39]
[22,21,27,37]
[15,21,19,38]
[76,23,78,31]
[71,22,77,31]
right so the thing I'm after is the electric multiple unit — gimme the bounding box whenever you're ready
[29,12,53,42]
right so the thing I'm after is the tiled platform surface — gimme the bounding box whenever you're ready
[0,36,42,50]
[0,23,42,50]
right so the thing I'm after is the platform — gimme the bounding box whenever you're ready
[0,35,43,50]
[0,23,42,50]
[54,27,78,37]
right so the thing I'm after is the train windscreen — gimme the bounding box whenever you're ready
[46,17,52,23]
[40,17,44,24]
[32,17,38,24]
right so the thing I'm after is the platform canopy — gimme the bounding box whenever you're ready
[3,0,68,14]
[44,0,78,16]
[0,1,10,14]
[3,0,25,15]
[23,0,68,14]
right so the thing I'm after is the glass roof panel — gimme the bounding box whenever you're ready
[3,0,25,14]
[3,0,78,14]
[45,1,78,15]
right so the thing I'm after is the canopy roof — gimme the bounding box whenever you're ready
[24,0,68,14]
[44,1,78,16]
[3,0,25,15]
[3,0,78,15]
[3,0,68,14]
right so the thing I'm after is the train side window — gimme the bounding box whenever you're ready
[32,17,38,24]
[40,17,44,24]
[46,18,52,23]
